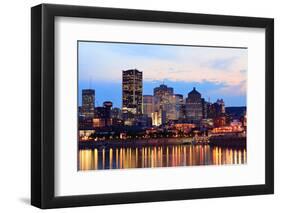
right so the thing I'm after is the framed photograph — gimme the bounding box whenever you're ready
[31,4,274,209]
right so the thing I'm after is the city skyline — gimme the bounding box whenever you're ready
[78,41,247,107]
[78,42,247,171]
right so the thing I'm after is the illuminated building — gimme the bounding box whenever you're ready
[79,130,95,140]
[211,125,244,134]
[185,87,203,123]
[81,89,95,118]
[93,102,113,127]
[122,69,143,115]
[173,123,196,134]
[93,118,107,128]
[143,95,154,118]
[153,84,175,122]
[213,116,226,127]
[152,110,166,126]
[201,118,214,128]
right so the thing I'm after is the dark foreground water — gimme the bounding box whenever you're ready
[78,144,246,171]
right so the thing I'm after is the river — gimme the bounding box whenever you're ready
[78,144,246,170]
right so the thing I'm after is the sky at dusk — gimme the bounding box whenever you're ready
[78,41,247,108]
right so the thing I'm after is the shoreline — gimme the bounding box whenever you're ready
[78,137,246,149]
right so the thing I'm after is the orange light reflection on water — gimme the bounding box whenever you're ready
[79,145,247,171]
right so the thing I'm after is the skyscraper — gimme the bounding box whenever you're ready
[122,69,143,115]
[185,87,203,123]
[153,84,175,123]
[81,89,95,118]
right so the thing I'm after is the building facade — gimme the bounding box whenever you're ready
[153,84,175,125]
[93,101,113,128]
[122,69,143,115]
[81,89,95,118]
[185,87,203,123]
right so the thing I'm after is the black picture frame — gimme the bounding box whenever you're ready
[31,3,274,209]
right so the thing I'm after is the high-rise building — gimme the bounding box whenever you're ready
[81,89,95,118]
[122,69,143,115]
[143,95,154,118]
[153,84,175,122]
[185,87,203,123]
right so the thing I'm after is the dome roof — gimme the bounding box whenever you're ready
[188,87,201,96]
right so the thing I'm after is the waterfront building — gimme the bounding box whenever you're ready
[81,89,95,118]
[122,69,143,115]
[79,129,95,141]
[143,95,154,118]
[173,123,196,134]
[185,87,203,123]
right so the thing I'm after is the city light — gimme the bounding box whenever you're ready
[78,69,247,147]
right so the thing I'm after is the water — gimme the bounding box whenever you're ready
[78,144,247,171]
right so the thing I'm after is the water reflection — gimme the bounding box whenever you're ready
[78,145,246,171]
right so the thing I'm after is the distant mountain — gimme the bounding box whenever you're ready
[225,106,246,120]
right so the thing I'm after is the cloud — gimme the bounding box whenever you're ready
[78,41,247,96]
